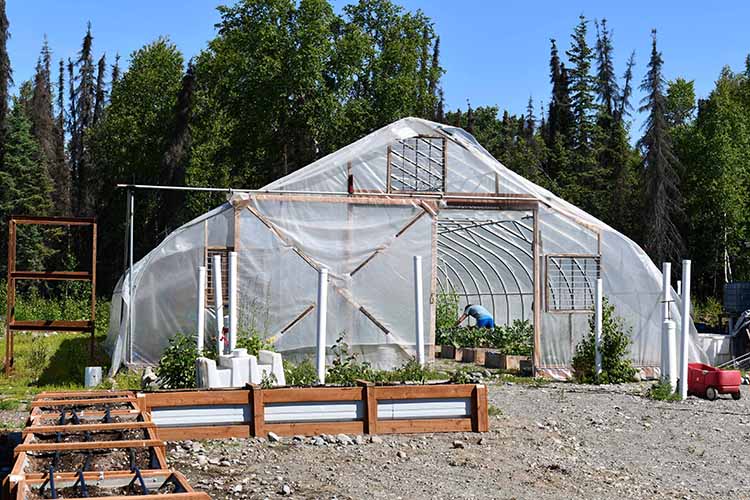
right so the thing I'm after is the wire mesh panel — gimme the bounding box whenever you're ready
[388,136,445,192]
[206,247,231,304]
[546,255,600,312]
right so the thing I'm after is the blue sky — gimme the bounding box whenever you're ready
[7,1,750,136]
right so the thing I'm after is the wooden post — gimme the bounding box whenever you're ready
[248,385,264,437]
[532,207,542,375]
[471,384,489,432]
[4,219,15,374]
[90,222,97,360]
[357,380,377,435]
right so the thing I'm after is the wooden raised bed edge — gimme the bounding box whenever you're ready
[142,382,489,440]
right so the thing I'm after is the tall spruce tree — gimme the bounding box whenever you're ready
[111,53,121,86]
[71,23,96,215]
[93,54,106,125]
[565,15,597,165]
[594,19,618,117]
[638,29,683,265]
[0,0,11,168]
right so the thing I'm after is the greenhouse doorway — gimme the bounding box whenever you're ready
[436,208,535,328]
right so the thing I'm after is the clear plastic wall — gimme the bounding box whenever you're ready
[108,117,704,376]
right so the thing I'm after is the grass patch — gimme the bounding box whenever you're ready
[0,399,20,410]
[488,404,502,417]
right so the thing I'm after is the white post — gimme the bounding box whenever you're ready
[213,254,224,356]
[414,256,425,366]
[197,266,206,352]
[661,262,671,379]
[679,260,691,399]
[316,267,329,384]
[127,189,135,365]
[228,252,238,351]
[677,280,682,298]
[663,319,677,391]
[594,278,603,379]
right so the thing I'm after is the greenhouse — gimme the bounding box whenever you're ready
[106,117,703,379]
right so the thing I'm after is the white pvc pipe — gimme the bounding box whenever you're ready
[663,319,677,391]
[679,260,691,399]
[414,256,425,366]
[213,254,224,356]
[228,252,238,351]
[197,266,206,352]
[316,267,329,384]
[677,280,682,298]
[594,278,603,379]
[127,189,134,365]
[661,262,671,379]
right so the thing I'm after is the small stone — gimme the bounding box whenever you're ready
[477,437,484,445]
[452,440,466,449]
[313,437,326,446]
[397,450,407,459]
[354,435,365,445]
[220,460,231,467]
[337,433,353,445]
[292,435,305,442]
[280,484,292,496]
[232,484,243,493]
[196,455,208,466]
[369,435,383,444]
[268,432,281,442]
[208,457,221,466]
[191,442,204,453]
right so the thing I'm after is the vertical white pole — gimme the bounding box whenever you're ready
[677,280,682,298]
[661,262,671,379]
[316,267,329,385]
[594,278,603,379]
[679,260,692,399]
[414,256,425,366]
[128,189,135,365]
[197,266,206,352]
[228,252,238,351]
[213,254,224,356]
[666,319,677,391]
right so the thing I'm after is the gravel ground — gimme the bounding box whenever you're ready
[167,380,750,500]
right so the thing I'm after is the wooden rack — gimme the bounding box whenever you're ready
[4,216,97,374]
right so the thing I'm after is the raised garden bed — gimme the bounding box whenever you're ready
[485,353,530,371]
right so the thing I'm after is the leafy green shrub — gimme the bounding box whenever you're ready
[571,298,636,384]
[156,333,200,389]
[693,297,722,328]
[26,336,50,381]
[325,334,373,386]
[436,292,460,344]
[648,380,679,401]
[437,320,533,355]
[370,357,441,384]
[236,328,274,356]
[449,367,475,384]
[284,359,318,386]
[0,399,20,410]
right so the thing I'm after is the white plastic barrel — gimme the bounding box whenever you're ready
[84,366,103,387]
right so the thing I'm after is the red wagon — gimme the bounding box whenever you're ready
[687,362,742,400]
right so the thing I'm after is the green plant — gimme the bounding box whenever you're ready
[648,380,680,401]
[284,359,318,386]
[0,399,20,410]
[260,371,277,389]
[488,404,502,417]
[436,292,460,343]
[488,320,533,355]
[25,336,50,381]
[693,297,722,328]
[571,297,636,384]
[326,334,373,386]
[449,367,475,384]
[236,328,274,356]
[155,333,200,389]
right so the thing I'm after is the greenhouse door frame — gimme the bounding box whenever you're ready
[441,197,542,373]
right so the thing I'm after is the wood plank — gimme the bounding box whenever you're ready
[472,385,489,432]
[9,320,94,332]
[11,215,96,226]
[144,389,250,408]
[15,439,164,455]
[156,425,251,441]
[249,385,263,437]
[34,409,141,419]
[23,421,154,435]
[21,468,179,482]
[30,397,136,408]
[373,384,475,400]
[10,271,93,281]
[262,387,363,404]
[361,382,377,435]
[376,418,473,434]
[263,420,364,437]
[35,390,133,398]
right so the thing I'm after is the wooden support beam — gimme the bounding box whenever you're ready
[30,396,136,408]
[376,418,472,434]
[358,380,377,435]
[23,421,154,435]
[8,320,94,333]
[248,385,264,437]
[11,215,96,225]
[10,271,93,281]
[14,438,164,455]
[263,421,364,437]
[157,425,251,441]
[472,385,489,432]
[262,386,363,404]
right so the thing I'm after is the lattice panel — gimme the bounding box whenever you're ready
[546,255,601,312]
[388,136,445,192]
[206,247,231,304]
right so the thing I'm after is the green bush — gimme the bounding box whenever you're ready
[325,335,373,386]
[236,328,274,356]
[437,320,533,355]
[25,336,50,381]
[648,380,679,401]
[571,298,636,384]
[284,359,318,386]
[436,292,460,343]
[693,297,722,328]
[156,333,200,389]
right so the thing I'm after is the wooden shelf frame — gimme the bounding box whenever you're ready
[4,215,97,374]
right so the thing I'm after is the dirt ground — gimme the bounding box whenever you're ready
[161,379,750,500]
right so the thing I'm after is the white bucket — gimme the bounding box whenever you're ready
[84,366,103,388]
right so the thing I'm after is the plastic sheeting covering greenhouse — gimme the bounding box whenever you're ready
[107,117,704,378]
